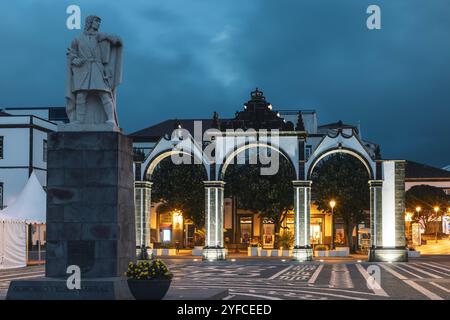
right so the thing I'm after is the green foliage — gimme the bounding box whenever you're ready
[224,155,295,247]
[151,159,207,228]
[312,153,370,248]
[277,231,294,249]
[314,244,329,251]
[405,185,449,231]
[126,260,173,280]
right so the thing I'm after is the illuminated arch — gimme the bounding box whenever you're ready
[218,142,297,181]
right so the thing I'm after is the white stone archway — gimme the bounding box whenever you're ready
[133,127,407,262]
[296,130,407,262]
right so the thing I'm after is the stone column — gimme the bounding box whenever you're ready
[369,160,408,262]
[203,181,226,261]
[369,180,383,249]
[134,181,152,259]
[292,180,313,261]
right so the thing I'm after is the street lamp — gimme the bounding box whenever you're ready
[329,200,336,250]
[434,206,440,243]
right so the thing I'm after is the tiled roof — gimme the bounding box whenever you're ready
[405,160,450,179]
[129,119,232,141]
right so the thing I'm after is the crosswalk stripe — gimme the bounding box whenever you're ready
[412,263,450,277]
[422,262,450,273]
[404,264,442,279]
[430,282,450,294]
[308,264,323,284]
[355,264,388,297]
[330,264,353,288]
[380,264,444,300]
[380,263,407,280]
[268,265,293,280]
[404,280,444,300]
[392,264,423,279]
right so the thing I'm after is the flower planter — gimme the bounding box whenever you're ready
[259,249,270,257]
[248,247,260,256]
[315,250,327,257]
[155,248,177,256]
[408,250,421,258]
[127,279,171,300]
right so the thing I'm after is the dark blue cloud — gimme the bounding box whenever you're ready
[0,0,449,167]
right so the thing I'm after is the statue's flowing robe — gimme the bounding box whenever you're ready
[65,31,122,125]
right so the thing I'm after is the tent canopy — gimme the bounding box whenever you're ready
[0,172,46,224]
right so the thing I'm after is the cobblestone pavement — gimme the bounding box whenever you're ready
[1,257,449,300]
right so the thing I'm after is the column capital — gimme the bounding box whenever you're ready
[368,180,383,187]
[292,180,312,188]
[203,180,226,188]
[134,180,153,188]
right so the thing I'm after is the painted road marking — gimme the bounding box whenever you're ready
[355,264,388,297]
[414,263,450,277]
[380,264,443,300]
[330,264,353,289]
[405,264,442,279]
[380,263,407,280]
[176,284,368,300]
[268,265,293,280]
[274,265,317,281]
[392,264,423,278]
[430,282,450,294]
[404,280,443,300]
[422,262,450,273]
[308,264,324,284]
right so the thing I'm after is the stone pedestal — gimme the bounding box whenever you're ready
[368,248,408,262]
[7,131,136,300]
[292,247,313,262]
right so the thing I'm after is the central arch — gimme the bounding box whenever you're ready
[218,142,297,181]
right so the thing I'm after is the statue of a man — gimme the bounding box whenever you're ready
[65,15,123,128]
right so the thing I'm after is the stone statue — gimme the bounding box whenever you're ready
[65,15,123,131]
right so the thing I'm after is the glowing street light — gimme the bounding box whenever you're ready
[329,200,336,250]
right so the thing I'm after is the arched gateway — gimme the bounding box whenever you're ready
[133,89,408,262]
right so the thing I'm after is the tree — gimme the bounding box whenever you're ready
[312,154,370,252]
[224,156,295,248]
[151,158,207,228]
[405,185,449,233]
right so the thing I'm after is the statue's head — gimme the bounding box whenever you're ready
[84,15,101,32]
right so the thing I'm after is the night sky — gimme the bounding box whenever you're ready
[1,1,449,167]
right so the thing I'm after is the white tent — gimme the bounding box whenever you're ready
[0,171,46,224]
[0,172,46,269]
[0,215,26,269]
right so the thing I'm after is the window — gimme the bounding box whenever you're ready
[0,136,3,159]
[0,183,3,209]
[305,145,312,160]
[43,140,48,162]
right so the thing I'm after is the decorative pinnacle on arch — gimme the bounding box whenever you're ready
[251,87,266,101]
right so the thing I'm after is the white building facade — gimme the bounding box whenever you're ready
[0,107,66,209]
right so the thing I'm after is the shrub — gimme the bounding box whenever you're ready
[126,259,173,280]
[277,231,294,249]
[314,244,329,251]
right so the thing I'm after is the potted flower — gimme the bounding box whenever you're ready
[126,259,173,300]
[314,244,329,257]
[248,243,261,256]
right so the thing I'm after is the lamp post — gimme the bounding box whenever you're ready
[329,200,336,250]
[434,206,440,243]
